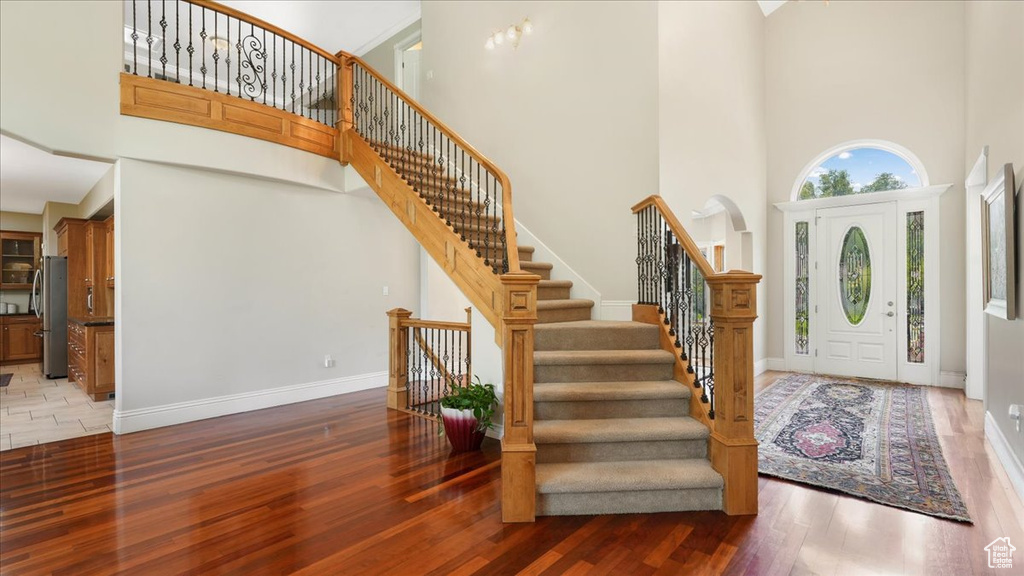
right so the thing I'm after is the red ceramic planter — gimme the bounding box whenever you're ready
[441,407,486,452]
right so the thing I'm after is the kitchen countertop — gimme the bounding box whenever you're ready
[0,312,38,319]
[69,316,115,327]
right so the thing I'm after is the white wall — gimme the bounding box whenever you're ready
[420,0,659,301]
[78,165,116,219]
[765,1,967,373]
[114,159,419,429]
[965,1,1024,481]
[658,0,767,363]
[0,0,346,195]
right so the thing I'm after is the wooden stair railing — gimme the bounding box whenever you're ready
[631,195,761,515]
[117,0,540,522]
[341,54,539,522]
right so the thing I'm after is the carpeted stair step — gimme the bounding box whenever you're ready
[535,416,707,463]
[535,459,723,516]
[534,380,690,420]
[534,349,675,383]
[537,279,572,300]
[537,299,594,323]
[534,320,660,351]
[520,261,553,280]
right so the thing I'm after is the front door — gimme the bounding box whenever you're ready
[815,202,897,380]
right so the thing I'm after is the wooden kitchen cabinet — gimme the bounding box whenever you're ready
[104,216,114,288]
[67,320,114,400]
[56,218,112,318]
[1,315,43,365]
[55,218,89,318]
[1,231,42,290]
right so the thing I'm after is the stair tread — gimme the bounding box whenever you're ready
[536,299,594,310]
[534,349,675,365]
[520,261,553,270]
[535,380,690,402]
[534,320,656,332]
[535,416,708,443]
[536,459,722,494]
[538,279,572,288]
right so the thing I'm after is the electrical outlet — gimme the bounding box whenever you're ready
[382,286,389,296]
[324,354,335,368]
[1010,404,1022,433]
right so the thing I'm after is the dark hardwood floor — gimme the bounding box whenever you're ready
[1,372,1021,575]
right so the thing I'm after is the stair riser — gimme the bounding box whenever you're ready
[536,438,706,463]
[534,398,689,420]
[523,267,552,281]
[534,327,660,351]
[537,285,571,300]
[534,363,674,383]
[536,306,589,322]
[537,488,722,516]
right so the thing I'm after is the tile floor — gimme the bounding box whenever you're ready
[0,362,113,451]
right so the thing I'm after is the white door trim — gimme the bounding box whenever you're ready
[393,30,422,95]
[779,185,949,384]
[964,148,989,400]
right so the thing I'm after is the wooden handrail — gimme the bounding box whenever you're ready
[190,0,340,64]
[338,51,520,273]
[632,195,715,280]
[404,319,471,332]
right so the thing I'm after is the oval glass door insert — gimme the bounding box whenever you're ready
[839,226,871,325]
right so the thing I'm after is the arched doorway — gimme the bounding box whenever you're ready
[689,194,753,273]
[776,141,949,385]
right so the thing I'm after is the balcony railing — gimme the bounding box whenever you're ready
[124,0,336,127]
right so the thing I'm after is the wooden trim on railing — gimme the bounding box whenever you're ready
[632,195,715,279]
[386,308,413,410]
[189,0,339,64]
[404,319,471,332]
[338,51,520,273]
[120,73,339,158]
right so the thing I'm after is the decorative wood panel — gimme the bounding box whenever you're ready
[120,74,339,159]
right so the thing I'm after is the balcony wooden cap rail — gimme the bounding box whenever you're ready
[191,0,339,64]
[337,50,520,274]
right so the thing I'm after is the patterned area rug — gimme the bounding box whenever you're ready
[755,374,971,523]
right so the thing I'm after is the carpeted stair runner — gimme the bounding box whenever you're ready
[372,141,722,516]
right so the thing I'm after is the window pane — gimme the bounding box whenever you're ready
[795,221,810,355]
[799,147,921,200]
[839,226,871,325]
[907,211,925,363]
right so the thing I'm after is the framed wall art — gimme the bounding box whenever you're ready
[981,163,1017,320]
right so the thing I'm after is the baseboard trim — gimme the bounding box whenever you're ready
[938,371,966,389]
[985,411,1024,505]
[600,300,635,322]
[113,371,388,434]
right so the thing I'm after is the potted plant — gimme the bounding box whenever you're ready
[439,377,497,452]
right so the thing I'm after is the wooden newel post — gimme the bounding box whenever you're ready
[338,53,354,165]
[499,272,540,523]
[386,308,413,410]
[705,271,762,515]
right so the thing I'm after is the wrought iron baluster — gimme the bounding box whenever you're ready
[225,14,231,95]
[262,28,267,106]
[159,0,167,78]
[212,10,219,90]
[147,0,153,77]
[685,255,695,375]
[707,315,715,419]
[187,3,193,85]
[131,0,138,74]
[290,43,295,113]
[174,0,180,82]
[200,7,207,88]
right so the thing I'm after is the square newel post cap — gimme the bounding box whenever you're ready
[705,271,761,322]
[386,308,414,319]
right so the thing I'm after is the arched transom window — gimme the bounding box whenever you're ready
[795,143,926,200]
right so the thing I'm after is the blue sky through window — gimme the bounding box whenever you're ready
[804,147,921,193]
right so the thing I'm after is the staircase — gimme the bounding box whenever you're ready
[519,246,724,515]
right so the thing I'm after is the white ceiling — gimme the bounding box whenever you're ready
[219,1,420,55]
[757,1,789,17]
[0,135,112,215]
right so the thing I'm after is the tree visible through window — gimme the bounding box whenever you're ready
[799,147,921,200]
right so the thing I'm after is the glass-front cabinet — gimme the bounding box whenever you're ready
[0,231,42,290]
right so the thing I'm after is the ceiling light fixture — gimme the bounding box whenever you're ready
[208,35,230,52]
[486,18,532,51]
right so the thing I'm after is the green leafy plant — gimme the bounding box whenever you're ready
[438,376,498,434]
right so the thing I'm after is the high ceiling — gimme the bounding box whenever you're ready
[757,1,788,17]
[219,1,420,55]
[0,135,112,215]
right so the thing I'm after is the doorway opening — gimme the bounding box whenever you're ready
[394,31,421,101]
[777,141,948,386]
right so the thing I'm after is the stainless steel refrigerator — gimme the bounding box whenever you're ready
[31,257,68,379]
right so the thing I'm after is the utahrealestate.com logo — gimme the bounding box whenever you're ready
[985,537,1016,569]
